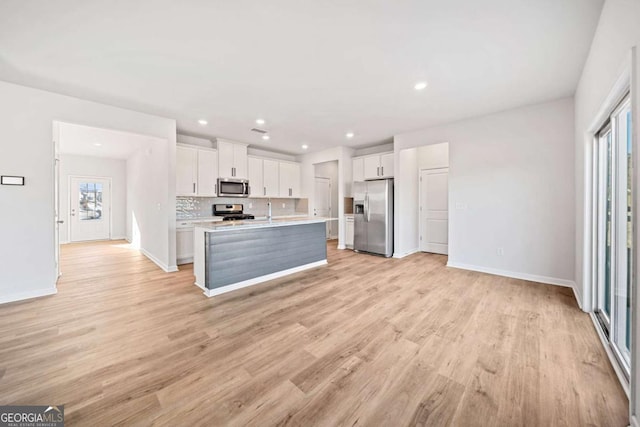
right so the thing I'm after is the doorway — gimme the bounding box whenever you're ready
[314,177,332,238]
[313,160,339,240]
[592,93,632,376]
[419,168,449,255]
[69,176,112,242]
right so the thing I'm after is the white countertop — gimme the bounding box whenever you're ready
[194,217,326,232]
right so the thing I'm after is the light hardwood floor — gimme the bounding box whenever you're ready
[0,240,628,426]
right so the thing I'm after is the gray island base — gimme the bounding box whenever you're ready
[194,218,327,297]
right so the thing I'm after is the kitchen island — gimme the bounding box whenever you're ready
[193,218,327,297]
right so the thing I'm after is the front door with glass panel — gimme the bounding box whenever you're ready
[594,94,632,375]
[70,177,111,242]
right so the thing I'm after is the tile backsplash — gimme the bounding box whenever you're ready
[177,197,309,219]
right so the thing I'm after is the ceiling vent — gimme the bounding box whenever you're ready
[251,128,267,134]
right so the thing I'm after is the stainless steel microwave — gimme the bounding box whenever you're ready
[217,178,250,197]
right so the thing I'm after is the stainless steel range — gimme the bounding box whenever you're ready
[213,204,255,221]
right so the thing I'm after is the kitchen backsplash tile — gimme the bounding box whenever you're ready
[176,197,308,219]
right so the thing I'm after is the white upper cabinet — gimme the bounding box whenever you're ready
[176,145,218,197]
[279,161,301,198]
[363,156,380,180]
[218,140,248,179]
[247,156,294,197]
[379,153,394,178]
[352,158,364,182]
[248,156,263,197]
[176,146,198,196]
[263,159,280,197]
[197,149,218,196]
[356,152,394,180]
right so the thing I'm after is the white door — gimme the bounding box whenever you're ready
[363,155,380,179]
[379,153,394,178]
[420,168,448,254]
[197,149,218,196]
[263,160,279,197]
[314,177,331,238]
[176,146,197,195]
[70,177,111,242]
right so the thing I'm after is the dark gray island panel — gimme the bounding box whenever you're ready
[204,221,327,290]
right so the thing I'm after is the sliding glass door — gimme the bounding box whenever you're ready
[594,94,632,374]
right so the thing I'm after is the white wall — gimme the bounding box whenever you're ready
[126,141,175,271]
[394,148,419,257]
[0,80,176,304]
[418,142,449,170]
[572,0,640,420]
[574,0,640,309]
[314,161,339,239]
[395,97,575,285]
[298,146,354,248]
[59,154,127,242]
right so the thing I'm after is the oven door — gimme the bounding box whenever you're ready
[217,178,249,197]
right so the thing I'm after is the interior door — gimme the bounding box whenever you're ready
[420,168,449,254]
[314,177,331,238]
[70,177,111,242]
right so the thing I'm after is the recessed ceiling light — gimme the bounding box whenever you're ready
[414,81,428,90]
[256,118,265,125]
[302,144,309,150]
[198,119,208,125]
[93,143,102,147]
[346,132,355,139]
[262,135,270,140]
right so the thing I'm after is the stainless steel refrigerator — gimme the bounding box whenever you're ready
[353,178,393,257]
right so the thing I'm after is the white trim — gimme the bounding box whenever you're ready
[0,287,57,305]
[572,285,584,311]
[393,248,419,259]
[140,248,178,273]
[201,260,328,297]
[589,312,631,398]
[631,415,639,427]
[110,235,127,241]
[337,244,346,250]
[446,261,575,288]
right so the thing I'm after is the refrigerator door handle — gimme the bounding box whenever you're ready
[365,193,370,222]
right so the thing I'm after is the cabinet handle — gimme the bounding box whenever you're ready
[377,166,380,176]
[381,166,384,176]
[193,183,196,193]
[264,187,266,196]
[215,184,218,195]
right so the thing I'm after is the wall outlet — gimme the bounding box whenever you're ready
[249,202,253,209]
[282,203,286,208]
[455,202,468,210]
[497,247,504,256]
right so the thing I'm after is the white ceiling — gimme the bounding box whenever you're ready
[59,122,158,159]
[1,0,603,154]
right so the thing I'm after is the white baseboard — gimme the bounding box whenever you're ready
[630,415,638,427]
[588,312,630,398]
[393,248,419,259]
[572,285,584,311]
[0,286,57,305]
[140,248,178,273]
[446,261,575,288]
[203,260,328,297]
[337,244,346,250]
[110,235,127,241]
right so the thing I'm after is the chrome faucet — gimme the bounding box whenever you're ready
[267,200,272,221]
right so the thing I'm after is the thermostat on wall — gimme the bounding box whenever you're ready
[1,176,25,186]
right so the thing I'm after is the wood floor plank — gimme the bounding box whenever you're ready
[0,239,629,426]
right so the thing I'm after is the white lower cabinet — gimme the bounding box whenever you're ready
[345,215,354,249]
[177,227,194,264]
